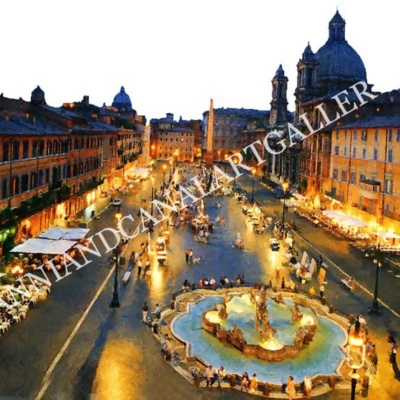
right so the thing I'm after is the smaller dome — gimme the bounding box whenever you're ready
[112,86,132,110]
[32,85,44,95]
[31,85,46,105]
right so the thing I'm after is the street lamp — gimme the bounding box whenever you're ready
[370,243,383,314]
[169,159,173,180]
[151,175,155,216]
[162,164,167,187]
[281,181,289,227]
[251,168,256,203]
[110,211,122,309]
[347,327,366,400]
[233,158,238,190]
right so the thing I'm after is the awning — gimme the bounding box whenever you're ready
[322,210,368,227]
[292,193,307,201]
[372,231,400,239]
[11,238,77,255]
[38,227,90,241]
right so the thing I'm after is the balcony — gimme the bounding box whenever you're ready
[360,188,379,200]
[359,179,380,201]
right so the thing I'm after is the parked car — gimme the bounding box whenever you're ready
[113,198,122,207]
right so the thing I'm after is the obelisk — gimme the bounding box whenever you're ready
[204,98,215,167]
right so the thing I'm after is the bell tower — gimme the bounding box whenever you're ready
[269,65,288,125]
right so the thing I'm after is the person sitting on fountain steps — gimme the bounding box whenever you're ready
[205,365,218,388]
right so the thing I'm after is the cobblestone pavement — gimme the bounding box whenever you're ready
[0,166,399,400]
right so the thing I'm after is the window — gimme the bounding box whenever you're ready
[12,141,19,160]
[23,141,29,159]
[375,130,379,142]
[353,131,357,141]
[361,130,367,141]
[336,130,339,140]
[31,141,38,157]
[360,169,366,182]
[362,148,367,159]
[333,167,338,180]
[46,141,52,155]
[12,176,20,195]
[341,170,347,182]
[2,142,9,162]
[45,168,50,184]
[334,145,339,155]
[384,174,393,195]
[388,149,393,162]
[397,129,400,142]
[373,148,378,160]
[352,147,357,158]
[350,169,356,184]
[344,147,347,156]
[39,140,45,156]
[388,129,393,142]
[21,174,29,192]
[344,130,348,140]
[2,178,8,199]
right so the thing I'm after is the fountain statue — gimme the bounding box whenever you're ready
[218,301,228,320]
[228,324,247,348]
[291,304,303,322]
[258,286,267,306]
[274,293,285,305]
[294,327,306,347]
[250,287,257,304]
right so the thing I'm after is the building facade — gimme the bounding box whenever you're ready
[150,113,195,162]
[202,107,269,161]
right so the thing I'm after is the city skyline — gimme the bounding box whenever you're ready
[1,0,399,121]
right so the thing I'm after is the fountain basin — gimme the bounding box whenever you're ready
[171,290,347,384]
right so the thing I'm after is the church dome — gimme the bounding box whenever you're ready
[315,11,367,83]
[112,86,132,110]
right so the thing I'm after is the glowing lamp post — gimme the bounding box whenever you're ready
[233,158,238,190]
[347,330,366,400]
[281,181,289,227]
[251,168,256,204]
[370,243,383,314]
[151,175,155,216]
[110,211,122,309]
[162,164,167,187]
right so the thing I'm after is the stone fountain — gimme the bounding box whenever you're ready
[201,286,318,362]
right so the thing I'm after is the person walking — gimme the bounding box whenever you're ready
[275,266,280,280]
[188,249,193,264]
[281,277,285,290]
[319,284,325,299]
[142,301,149,323]
[137,259,142,276]
[185,249,190,263]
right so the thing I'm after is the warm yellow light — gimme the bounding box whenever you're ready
[169,160,173,165]
[115,212,122,222]
[252,168,256,176]
[349,335,364,347]
[205,310,222,324]
[300,315,315,326]
[162,165,167,171]
[282,182,289,191]
[224,154,228,160]
[260,337,283,350]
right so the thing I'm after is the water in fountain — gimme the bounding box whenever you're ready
[172,294,347,383]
